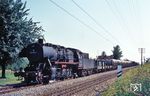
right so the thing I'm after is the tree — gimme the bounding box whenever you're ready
[0,0,44,78]
[112,45,123,59]
[0,49,10,78]
[146,58,150,63]
[101,51,106,59]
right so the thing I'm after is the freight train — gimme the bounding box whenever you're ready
[15,39,138,84]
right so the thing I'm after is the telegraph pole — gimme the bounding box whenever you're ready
[138,48,145,65]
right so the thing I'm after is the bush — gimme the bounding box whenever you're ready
[8,58,29,71]
[102,64,150,96]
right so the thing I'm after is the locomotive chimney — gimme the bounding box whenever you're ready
[38,39,43,44]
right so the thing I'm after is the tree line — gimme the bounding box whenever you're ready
[101,45,123,60]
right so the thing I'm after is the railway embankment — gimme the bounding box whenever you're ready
[1,70,115,96]
[1,67,132,96]
[102,64,150,96]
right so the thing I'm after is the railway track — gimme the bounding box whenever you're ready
[45,67,134,96]
[0,74,114,96]
[45,73,116,96]
[0,87,15,94]
[0,67,135,96]
[0,79,72,95]
[0,83,41,95]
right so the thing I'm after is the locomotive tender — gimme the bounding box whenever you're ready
[17,39,138,84]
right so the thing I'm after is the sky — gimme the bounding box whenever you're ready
[22,0,150,62]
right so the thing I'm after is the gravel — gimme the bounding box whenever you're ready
[1,70,118,96]
[73,77,117,96]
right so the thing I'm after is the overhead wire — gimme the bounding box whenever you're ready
[71,0,120,45]
[105,0,130,48]
[128,0,139,46]
[129,0,139,31]
[48,0,115,45]
[105,0,126,35]
[132,0,143,44]
[105,0,136,48]
[111,0,131,36]
[105,0,131,40]
[109,0,143,60]
[128,0,143,47]
[128,0,135,28]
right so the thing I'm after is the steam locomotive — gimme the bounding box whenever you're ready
[16,39,138,84]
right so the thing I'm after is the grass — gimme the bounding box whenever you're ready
[0,70,21,85]
[102,64,150,96]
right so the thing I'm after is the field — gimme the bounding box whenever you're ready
[102,64,150,96]
[0,70,21,86]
